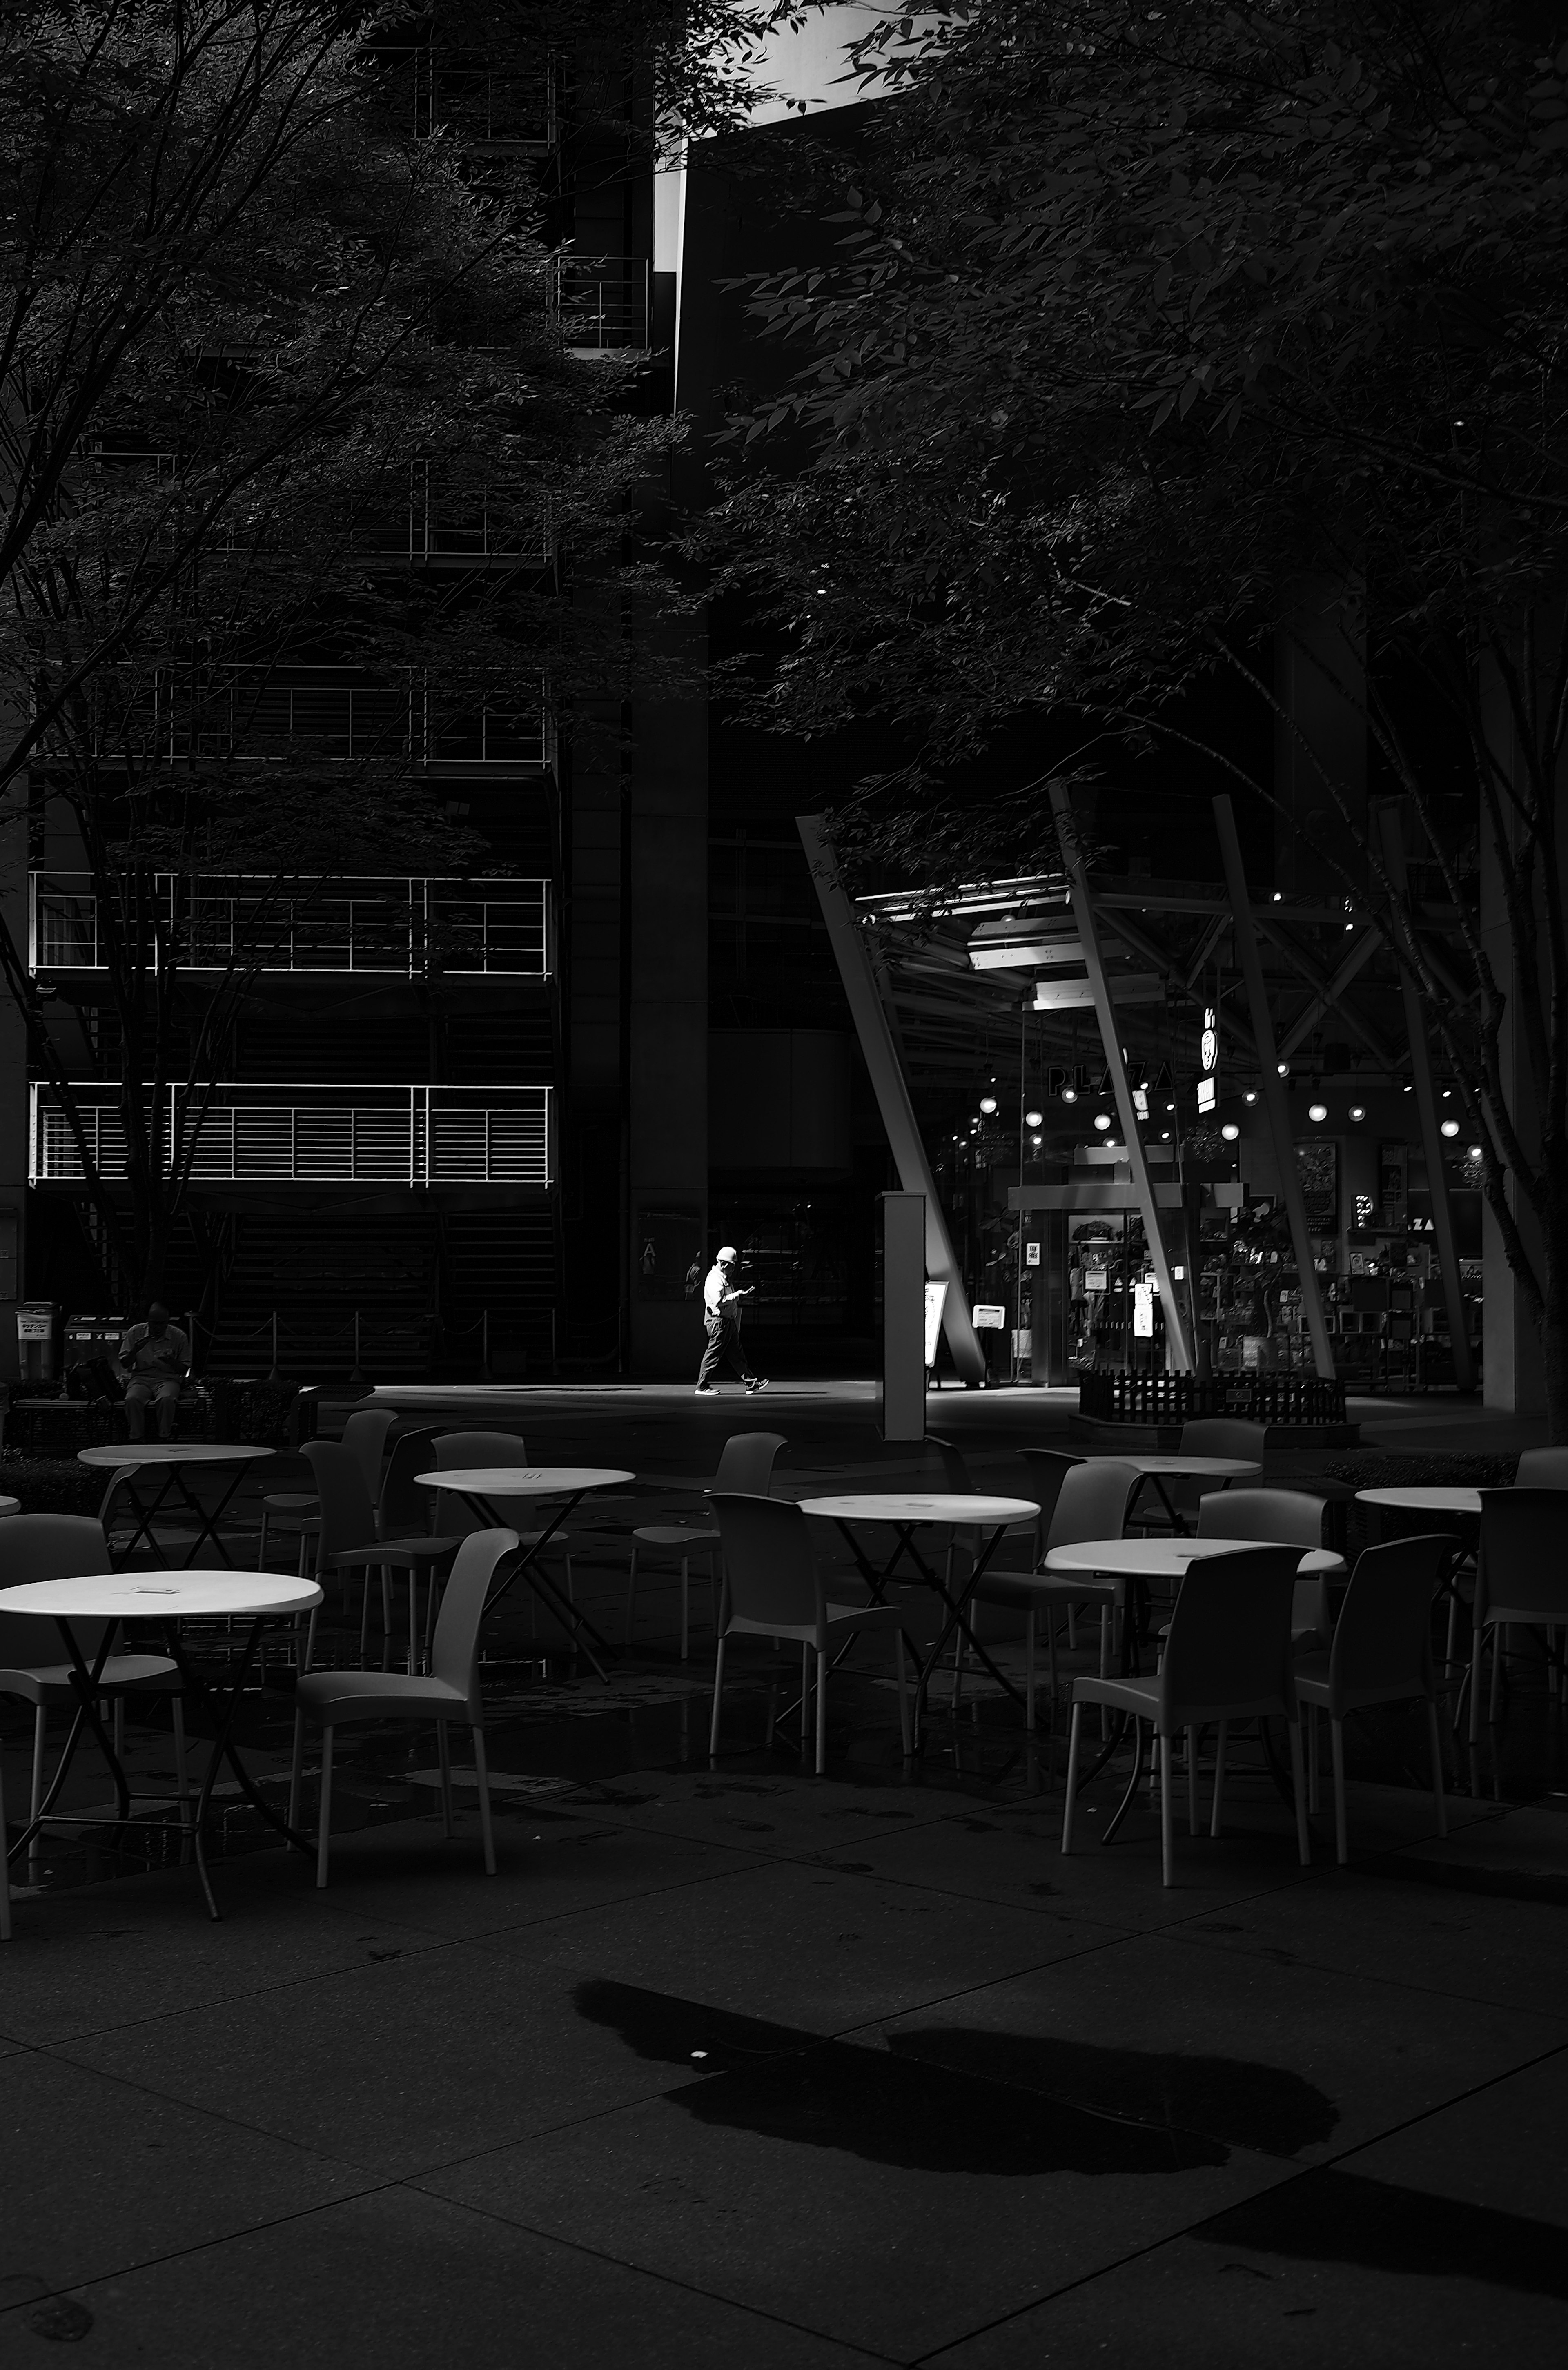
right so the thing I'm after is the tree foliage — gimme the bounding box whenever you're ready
[707,0,1568,1426]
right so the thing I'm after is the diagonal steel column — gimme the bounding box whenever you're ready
[1213,796,1336,1379]
[1051,783,1193,1371]
[796,816,987,1385]
[1374,802,1476,1392]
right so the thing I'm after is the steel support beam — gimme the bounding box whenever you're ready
[1375,803,1476,1392]
[1213,796,1337,1380]
[797,816,987,1385]
[1276,924,1382,1060]
[1051,784,1194,1371]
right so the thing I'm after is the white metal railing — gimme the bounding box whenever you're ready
[30,1085,552,1188]
[362,463,554,565]
[47,666,550,770]
[553,254,650,353]
[29,875,550,977]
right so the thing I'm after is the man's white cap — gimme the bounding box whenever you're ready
[717,1245,738,1261]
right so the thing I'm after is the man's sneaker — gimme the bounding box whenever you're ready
[746,1377,770,1393]
[694,1385,716,1396]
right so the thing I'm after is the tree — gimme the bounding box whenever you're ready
[0,0,766,1306]
[706,0,1568,1432]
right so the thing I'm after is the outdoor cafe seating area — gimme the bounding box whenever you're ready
[2,1389,1567,2358]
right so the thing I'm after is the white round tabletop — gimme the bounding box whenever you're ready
[77,1443,275,1468]
[1113,1456,1263,1479]
[799,1493,1040,1525]
[0,1569,321,1619]
[1045,1537,1343,1579]
[0,1497,18,1517]
[416,1466,636,1497]
[1356,1486,1482,1514]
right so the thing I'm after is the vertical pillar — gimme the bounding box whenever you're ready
[1051,782,1193,1371]
[1274,575,1367,899]
[1213,795,1336,1379]
[1374,802,1476,1392]
[879,1191,926,1442]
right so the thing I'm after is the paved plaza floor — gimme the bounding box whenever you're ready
[1,1381,1562,2366]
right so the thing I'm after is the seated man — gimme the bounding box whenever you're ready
[117,1303,190,1441]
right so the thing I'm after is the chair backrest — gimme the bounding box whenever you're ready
[0,1515,114,1664]
[378,1425,444,1534]
[1045,1459,1141,1552]
[925,1434,974,1494]
[710,1493,822,1632]
[1159,1545,1301,1728]
[1017,1450,1086,1561]
[1178,1417,1270,1463]
[1330,1535,1446,1705]
[301,1439,379,1558]
[435,1431,530,1468]
[1197,1487,1330,1642]
[710,1432,786,1495]
[433,1431,535,1537]
[430,1528,519,1718]
[341,1408,397,1497]
[1515,1448,1568,1488]
[1197,1488,1324,1548]
[1479,1489,1568,1622]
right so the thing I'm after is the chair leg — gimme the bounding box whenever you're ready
[112,1697,125,1762]
[709,1634,727,1758]
[315,1726,335,1888]
[288,1709,306,1831]
[1060,1700,1084,1853]
[409,1573,419,1677]
[1210,1719,1228,1838]
[1330,1717,1348,1865]
[1468,1616,1484,1749]
[680,1559,690,1663]
[258,1508,270,1573]
[1489,1622,1504,1723]
[1159,1731,1175,1887]
[815,1646,829,1775]
[29,1705,47,1833]
[472,1728,496,1876]
[172,1698,190,1822]
[437,1720,453,1836]
[1426,1697,1447,1838]
[380,1568,393,1673]
[1025,1611,1036,1732]
[303,1602,320,1674]
[1308,1704,1321,1812]
[1187,1725,1199,1835]
[894,1628,912,1757]
[1287,1717,1311,1866]
[0,1759,9,1941]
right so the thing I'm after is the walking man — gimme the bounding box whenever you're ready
[118,1302,190,1441]
[695,1247,768,1395]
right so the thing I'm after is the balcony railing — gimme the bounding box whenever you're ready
[31,1086,553,1188]
[49,667,550,772]
[360,464,554,566]
[30,876,550,978]
[553,254,650,354]
[373,48,556,153]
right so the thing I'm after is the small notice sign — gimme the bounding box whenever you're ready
[972,1304,1007,1330]
[1025,1241,1042,1267]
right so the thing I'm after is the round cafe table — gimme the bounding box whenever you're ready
[0,1497,18,1517]
[79,1442,275,1569]
[1356,1485,1482,1519]
[798,1491,1041,1747]
[1,1569,321,1922]
[1108,1454,1262,1534]
[417,1467,634,1679]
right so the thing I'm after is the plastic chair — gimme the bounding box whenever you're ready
[968,1459,1145,1725]
[377,1426,444,1537]
[1515,1448,1568,1487]
[1469,1489,1568,1745]
[1018,1449,1087,1558]
[708,1493,911,1773]
[258,1407,397,1575]
[625,1432,786,1658]
[1196,1488,1340,1645]
[1135,1416,1270,1533]
[301,1440,463,1673]
[0,1514,189,1874]
[289,1528,517,1886]
[1061,1544,1310,1886]
[1293,1535,1448,1864]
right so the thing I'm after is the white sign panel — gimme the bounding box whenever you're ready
[1133,1282,1155,1339]
[972,1304,1007,1330]
[923,1280,948,1368]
